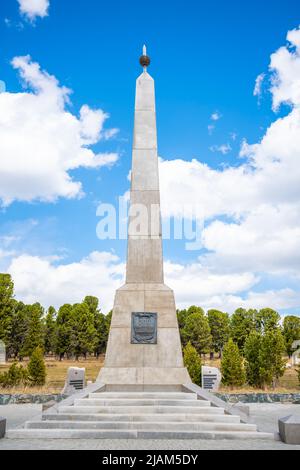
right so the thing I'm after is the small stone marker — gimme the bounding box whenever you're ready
[279,415,300,445]
[62,367,85,395]
[0,341,6,365]
[292,340,300,366]
[0,417,6,439]
[201,366,222,392]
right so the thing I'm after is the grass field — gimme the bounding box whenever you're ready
[0,355,299,394]
[0,356,105,394]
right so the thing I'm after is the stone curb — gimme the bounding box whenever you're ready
[215,393,300,404]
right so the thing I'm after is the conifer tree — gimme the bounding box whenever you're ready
[55,304,75,360]
[207,309,230,357]
[8,301,29,359]
[182,310,212,355]
[45,306,57,355]
[230,308,256,352]
[183,342,202,386]
[0,273,15,347]
[244,330,262,387]
[72,303,97,359]
[259,329,286,388]
[221,339,246,387]
[27,346,46,386]
[21,303,45,357]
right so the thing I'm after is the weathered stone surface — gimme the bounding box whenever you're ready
[215,393,300,404]
[279,415,300,444]
[0,417,6,439]
[0,394,68,405]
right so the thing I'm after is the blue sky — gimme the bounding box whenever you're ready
[0,0,300,315]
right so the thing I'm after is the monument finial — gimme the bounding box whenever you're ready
[139,44,150,70]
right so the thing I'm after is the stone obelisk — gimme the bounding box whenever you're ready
[98,47,190,388]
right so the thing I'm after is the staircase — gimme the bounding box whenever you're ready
[7,390,275,440]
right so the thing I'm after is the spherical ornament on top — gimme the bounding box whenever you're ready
[139,55,151,68]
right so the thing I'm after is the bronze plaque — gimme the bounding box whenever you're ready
[131,312,157,344]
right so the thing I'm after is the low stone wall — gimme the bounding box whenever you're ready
[0,394,68,405]
[216,393,300,404]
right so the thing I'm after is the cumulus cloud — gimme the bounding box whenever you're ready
[8,251,125,313]
[158,27,300,311]
[17,0,49,20]
[0,56,118,206]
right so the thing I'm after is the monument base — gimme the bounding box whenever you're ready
[98,367,190,387]
[97,283,190,387]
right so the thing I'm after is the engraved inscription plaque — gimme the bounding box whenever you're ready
[131,312,157,344]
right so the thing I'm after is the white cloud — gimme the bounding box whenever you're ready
[270,26,300,110]
[17,0,49,20]
[209,143,232,155]
[0,56,118,206]
[254,73,265,97]
[211,111,222,121]
[3,27,300,314]
[8,251,125,313]
[158,27,300,312]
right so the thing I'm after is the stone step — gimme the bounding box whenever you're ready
[25,420,258,432]
[43,413,241,423]
[59,405,223,415]
[6,428,275,440]
[89,392,197,400]
[74,398,210,407]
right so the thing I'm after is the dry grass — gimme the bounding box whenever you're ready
[202,356,300,394]
[0,356,105,394]
[0,355,298,395]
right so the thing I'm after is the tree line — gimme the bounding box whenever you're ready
[0,274,111,361]
[179,306,300,389]
[1,273,300,381]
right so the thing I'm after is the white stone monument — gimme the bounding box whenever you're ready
[62,367,85,395]
[98,47,190,388]
[0,341,6,365]
[201,366,222,392]
[292,340,300,366]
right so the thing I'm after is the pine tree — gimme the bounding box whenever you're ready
[72,303,97,359]
[21,303,45,357]
[183,342,202,386]
[221,339,246,387]
[230,308,256,352]
[244,331,262,387]
[27,347,46,386]
[255,308,281,334]
[282,316,300,358]
[0,273,15,348]
[45,306,57,355]
[259,329,286,389]
[55,304,75,360]
[8,301,29,360]
[207,309,230,357]
[182,310,212,355]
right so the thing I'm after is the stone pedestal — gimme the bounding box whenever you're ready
[98,283,190,386]
[279,415,300,444]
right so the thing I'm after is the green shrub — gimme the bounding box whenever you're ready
[0,362,28,388]
[183,341,202,386]
[27,347,46,386]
